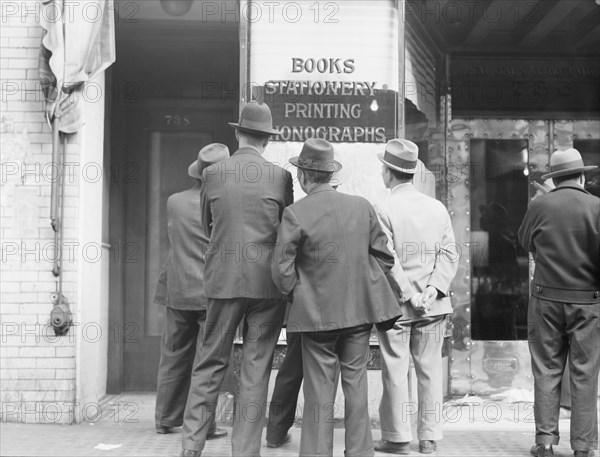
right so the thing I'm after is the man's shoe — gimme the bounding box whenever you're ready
[419,440,437,454]
[180,450,199,457]
[530,444,554,457]
[267,433,292,448]
[374,440,410,454]
[574,451,596,457]
[206,428,228,440]
[156,425,172,434]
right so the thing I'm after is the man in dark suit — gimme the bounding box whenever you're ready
[154,143,229,439]
[272,138,403,457]
[264,155,349,449]
[518,148,599,457]
[181,101,293,457]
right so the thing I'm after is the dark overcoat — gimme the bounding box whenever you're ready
[518,183,600,303]
[272,183,402,332]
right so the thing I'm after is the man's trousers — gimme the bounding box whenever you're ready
[300,324,374,457]
[267,332,342,445]
[182,298,285,457]
[528,296,600,452]
[378,315,447,443]
[266,331,303,444]
[155,307,217,434]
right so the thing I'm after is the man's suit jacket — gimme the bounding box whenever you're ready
[374,183,458,322]
[272,183,402,332]
[200,147,293,299]
[518,183,600,303]
[154,188,208,310]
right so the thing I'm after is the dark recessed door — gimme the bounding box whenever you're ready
[121,103,234,390]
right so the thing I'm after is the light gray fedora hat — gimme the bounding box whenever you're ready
[377,139,419,174]
[188,143,230,179]
[541,148,597,180]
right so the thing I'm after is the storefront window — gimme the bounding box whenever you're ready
[469,139,530,340]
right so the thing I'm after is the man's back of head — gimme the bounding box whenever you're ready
[237,130,270,152]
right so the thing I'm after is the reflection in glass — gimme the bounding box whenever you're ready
[470,140,530,341]
[575,139,600,198]
[405,99,440,200]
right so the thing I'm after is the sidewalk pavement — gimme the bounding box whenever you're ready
[0,393,589,457]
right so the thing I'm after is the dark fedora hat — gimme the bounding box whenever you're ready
[377,139,419,174]
[228,101,281,136]
[289,138,342,173]
[541,148,598,180]
[188,143,230,179]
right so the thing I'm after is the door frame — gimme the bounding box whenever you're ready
[107,99,237,393]
[446,118,600,396]
[106,2,243,393]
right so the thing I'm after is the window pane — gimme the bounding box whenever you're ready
[575,139,600,198]
[470,140,530,340]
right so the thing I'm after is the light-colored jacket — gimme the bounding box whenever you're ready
[374,183,458,321]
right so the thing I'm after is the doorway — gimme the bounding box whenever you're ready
[469,138,529,341]
[107,15,239,392]
[447,119,600,395]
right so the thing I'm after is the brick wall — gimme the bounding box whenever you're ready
[1,0,81,423]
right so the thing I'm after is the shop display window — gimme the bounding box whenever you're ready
[469,139,530,340]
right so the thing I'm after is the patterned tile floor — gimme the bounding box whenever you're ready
[0,393,590,457]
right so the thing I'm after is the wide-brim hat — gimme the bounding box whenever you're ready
[228,101,281,136]
[289,138,342,173]
[188,143,230,179]
[377,139,419,174]
[541,148,597,180]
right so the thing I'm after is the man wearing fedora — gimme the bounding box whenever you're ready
[154,143,230,439]
[518,148,599,457]
[374,139,458,455]
[272,138,403,457]
[264,152,350,450]
[181,101,293,457]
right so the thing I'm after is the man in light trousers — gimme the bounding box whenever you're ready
[374,139,458,455]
